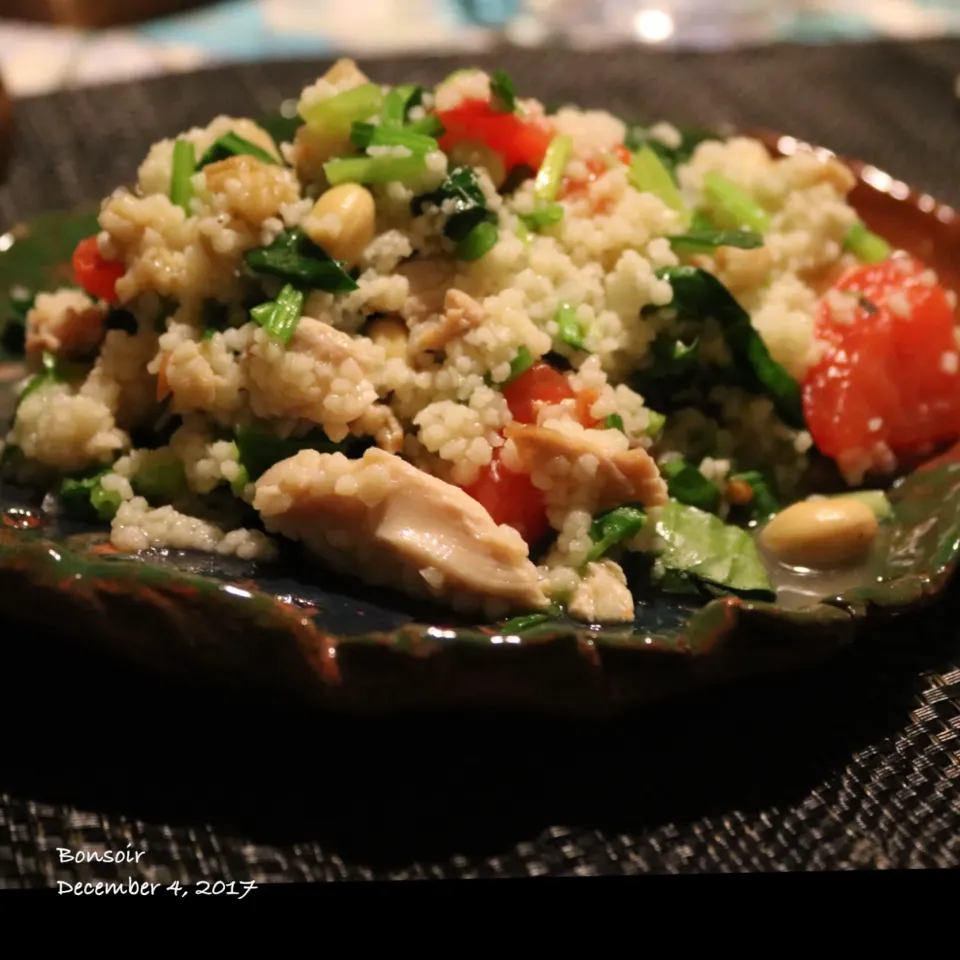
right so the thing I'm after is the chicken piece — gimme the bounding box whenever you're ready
[409,289,485,355]
[397,258,457,325]
[568,560,635,624]
[25,290,107,359]
[253,447,549,616]
[506,422,668,512]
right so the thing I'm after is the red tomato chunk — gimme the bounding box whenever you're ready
[803,255,960,483]
[72,236,124,304]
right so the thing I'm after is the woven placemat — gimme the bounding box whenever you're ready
[1,40,959,885]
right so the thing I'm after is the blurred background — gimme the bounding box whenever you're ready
[1,0,959,98]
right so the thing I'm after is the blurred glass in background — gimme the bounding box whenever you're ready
[457,0,806,47]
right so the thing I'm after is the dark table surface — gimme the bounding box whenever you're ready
[1,40,959,885]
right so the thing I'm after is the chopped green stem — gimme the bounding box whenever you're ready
[405,115,445,138]
[587,506,647,563]
[519,203,564,231]
[455,221,499,261]
[324,154,428,185]
[533,135,573,203]
[629,146,688,219]
[604,413,625,431]
[555,303,585,351]
[667,228,764,254]
[382,84,422,127]
[170,139,196,215]
[505,346,534,384]
[229,463,251,497]
[515,219,533,244]
[299,82,385,130]
[252,284,304,344]
[844,221,892,263]
[350,122,438,154]
[645,410,666,437]
[703,172,770,232]
[195,131,279,169]
[834,489,892,521]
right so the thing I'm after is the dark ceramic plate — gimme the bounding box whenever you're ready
[1,131,959,718]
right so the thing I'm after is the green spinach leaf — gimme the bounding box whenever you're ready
[652,499,775,600]
[651,266,804,429]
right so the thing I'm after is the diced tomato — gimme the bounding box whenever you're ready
[503,360,602,428]
[503,361,576,424]
[72,236,125,304]
[463,448,549,546]
[436,99,551,176]
[802,254,960,480]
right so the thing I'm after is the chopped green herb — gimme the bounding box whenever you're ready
[250,302,274,325]
[229,463,251,497]
[235,426,366,481]
[195,131,280,170]
[703,172,770,232]
[667,228,764,254]
[587,506,647,563]
[519,203,564,231]
[170,139,196,215]
[515,219,533,244]
[455,220,499,261]
[499,612,551,634]
[405,115,445,139]
[349,122,439,154]
[632,335,700,400]
[652,267,804,429]
[298,82,384,130]
[59,469,122,522]
[652,500,775,600]
[250,283,305,344]
[490,69,519,114]
[604,413,625,431]
[131,450,188,503]
[629,146,688,219]
[729,470,779,520]
[533,135,573,203]
[324,153,429,185]
[555,303,585,351]
[17,351,64,408]
[844,221,892,263]
[244,229,358,292]
[646,410,666,437]
[660,458,721,513]
[502,346,534,385]
[412,166,496,241]
[624,125,721,171]
[382,84,423,127]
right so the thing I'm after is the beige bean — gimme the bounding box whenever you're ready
[759,497,879,569]
[366,316,408,360]
[302,183,376,267]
